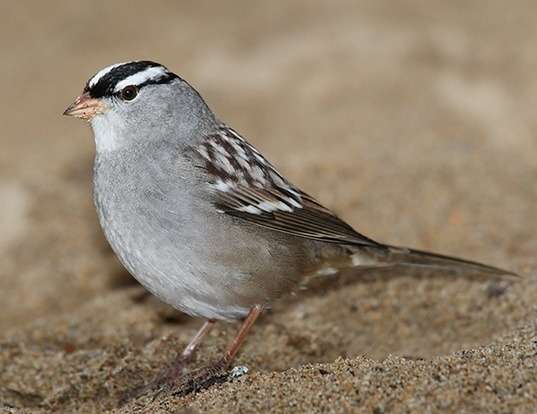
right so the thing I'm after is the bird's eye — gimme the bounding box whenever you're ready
[120,85,139,101]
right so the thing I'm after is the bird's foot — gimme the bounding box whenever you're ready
[119,354,191,405]
[119,356,231,405]
[171,356,231,397]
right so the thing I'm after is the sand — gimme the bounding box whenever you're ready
[1,1,536,412]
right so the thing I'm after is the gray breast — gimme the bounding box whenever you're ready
[92,144,316,320]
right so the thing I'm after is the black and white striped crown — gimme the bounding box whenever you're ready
[84,61,179,98]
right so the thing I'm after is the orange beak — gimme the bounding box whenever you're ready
[63,93,106,120]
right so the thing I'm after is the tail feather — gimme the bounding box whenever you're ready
[352,245,518,278]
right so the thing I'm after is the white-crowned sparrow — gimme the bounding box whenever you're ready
[64,60,515,396]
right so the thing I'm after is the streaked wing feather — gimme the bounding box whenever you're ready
[196,126,381,247]
[223,190,379,246]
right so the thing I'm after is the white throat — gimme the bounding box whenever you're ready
[90,112,127,153]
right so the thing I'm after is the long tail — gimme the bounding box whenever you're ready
[351,244,518,278]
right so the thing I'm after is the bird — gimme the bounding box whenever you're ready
[63,60,516,398]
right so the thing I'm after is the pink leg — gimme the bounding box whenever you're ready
[224,305,263,362]
[170,305,265,397]
[121,307,264,402]
[120,320,215,403]
[181,320,215,359]
[157,319,216,379]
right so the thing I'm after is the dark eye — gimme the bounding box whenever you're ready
[120,85,138,101]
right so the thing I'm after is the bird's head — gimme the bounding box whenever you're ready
[64,60,213,152]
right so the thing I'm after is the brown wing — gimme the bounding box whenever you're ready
[194,126,382,248]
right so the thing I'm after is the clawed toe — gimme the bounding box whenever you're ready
[172,357,231,397]
[119,308,261,405]
[119,355,190,405]
[119,357,232,405]
[119,376,170,406]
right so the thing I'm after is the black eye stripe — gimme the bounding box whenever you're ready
[136,74,179,89]
[85,61,180,98]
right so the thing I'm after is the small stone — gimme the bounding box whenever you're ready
[229,365,249,379]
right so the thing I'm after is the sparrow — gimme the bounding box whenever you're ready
[64,60,516,398]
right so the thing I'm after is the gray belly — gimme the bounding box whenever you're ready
[94,161,314,320]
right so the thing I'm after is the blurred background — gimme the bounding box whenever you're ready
[0,0,536,411]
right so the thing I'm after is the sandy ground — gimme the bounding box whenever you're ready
[1,1,536,412]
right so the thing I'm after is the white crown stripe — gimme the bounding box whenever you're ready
[114,66,169,92]
[88,62,127,88]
